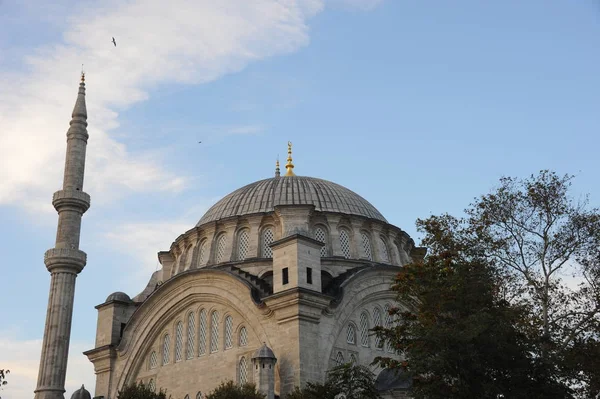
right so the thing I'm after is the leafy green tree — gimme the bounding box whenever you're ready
[285,382,339,399]
[0,369,9,399]
[205,381,265,399]
[117,382,167,399]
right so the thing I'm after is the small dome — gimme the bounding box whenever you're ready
[252,343,276,360]
[197,176,387,226]
[105,291,131,303]
[70,385,91,399]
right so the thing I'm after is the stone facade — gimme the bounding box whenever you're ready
[85,174,420,398]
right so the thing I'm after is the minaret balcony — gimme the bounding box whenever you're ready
[44,248,87,273]
[52,189,91,212]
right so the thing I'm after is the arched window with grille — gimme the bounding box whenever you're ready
[187,312,196,359]
[162,334,170,365]
[148,379,156,392]
[360,312,369,347]
[346,324,356,345]
[373,307,383,349]
[224,315,233,349]
[216,234,227,263]
[314,226,328,257]
[335,351,345,366]
[379,237,390,263]
[361,232,373,260]
[197,240,207,267]
[184,395,189,399]
[384,303,393,353]
[239,356,248,385]
[239,326,248,346]
[196,392,203,399]
[237,230,250,260]
[210,310,220,353]
[149,351,158,369]
[262,228,274,258]
[174,322,184,362]
[339,229,351,258]
[350,354,357,364]
[198,309,207,355]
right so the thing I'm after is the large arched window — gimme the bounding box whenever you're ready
[187,312,196,359]
[210,310,220,353]
[224,315,233,349]
[239,356,248,385]
[239,326,248,347]
[384,303,393,353]
[262,228,274,258]
[373,308,383,349]
[339,229,351,258]
[175,321,184,362]
[335,351,345,366]
[198,309,207,356]
[196,392,203,399]
[346,324,356,345]
[379,237,390,263]
[361,232,373,260]
[216,234,227,263]
[197,240,207,266]
[149,351,158,369]
[360,312,370,347]
[162,334,171,365]
[237,230,250,260]
[148,379,156,392]
[314,226,328,257]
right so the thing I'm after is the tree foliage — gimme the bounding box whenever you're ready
[117,382,167,399]
[0,369,9,399]
[374,171,600,398]
[205,381,265,399]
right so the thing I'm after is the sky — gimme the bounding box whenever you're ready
[1,0,599,398]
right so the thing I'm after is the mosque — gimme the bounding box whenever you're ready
[35,76,420,399]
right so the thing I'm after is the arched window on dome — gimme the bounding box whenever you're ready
[197,239,207,267]
[149,350,158,369]
[346,323,356,345]
[215,234,227,263]
[361,232,373,261]
[224,315,233,349]
[187,312,196,359]
[210,310,220,353]
[162,334,170,365]
[379,236,390,263]
[237,230,250,261]
[239,356,248,385]
[239,326,248,347]
[175,321,184,362]
[314,226,328,257]
[384,303,393,353]
[335,351,345,366]
[373,307,383,350]
[261,227,274,258]
[198,309,207,356]
[360,312,370,347]
[339,229,351,259]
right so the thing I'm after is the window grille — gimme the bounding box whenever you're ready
[335,351,345,366]
[237,230,249,260]
[384,304,393,353]
[373,308,383,349]
[162,334,170,364]
[175,322,183,361]
[262,228,274,258]
[346,324,356,344]
[239,357,248,385]
[198,241,206,266]
[148,379,155,392]
[360,313,369,347]
[350,354,357,364]
[216,235,227,263]
[239,327,248,346]
[187,312,196,359]
[361,232,372,260]
[380,237,390,263]
[210,310,220,353]
[149,351,158,369]
[224,316,233,349]
[314,227,327,257]
[199,309,207,355]
[196,392,202,399]
[339,230,351,258]
[184,395,190,399]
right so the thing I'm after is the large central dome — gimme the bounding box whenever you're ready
[197,176,387,226]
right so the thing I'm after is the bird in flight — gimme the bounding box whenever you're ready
[198,141,202,143]
[112,37,116,47]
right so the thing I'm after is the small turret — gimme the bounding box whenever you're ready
[252,344,277,399]
[70,385,91,399]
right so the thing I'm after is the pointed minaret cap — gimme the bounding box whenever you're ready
[284,141,295,176]
[275,157,281,177]
[71,71,87,121]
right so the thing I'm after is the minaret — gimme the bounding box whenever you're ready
[275,157,281,177]
[35,73,91,399]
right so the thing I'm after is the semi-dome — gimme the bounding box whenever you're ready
[197,176,387,226]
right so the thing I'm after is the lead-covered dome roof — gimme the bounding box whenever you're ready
[197,176,387,226]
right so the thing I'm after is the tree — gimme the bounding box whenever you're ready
[205,381,265,399]
[117,382,167,399]
[0,369,9,399]
[286,363,381,399]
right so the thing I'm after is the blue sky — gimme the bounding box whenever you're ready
[1,1,599,398]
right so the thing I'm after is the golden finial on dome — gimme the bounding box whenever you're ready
[275,157,281,177]
[285,141,295,176]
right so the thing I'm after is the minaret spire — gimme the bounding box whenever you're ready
[35,75,91,399]
[275,157,280,177]
[284,141,295,176]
